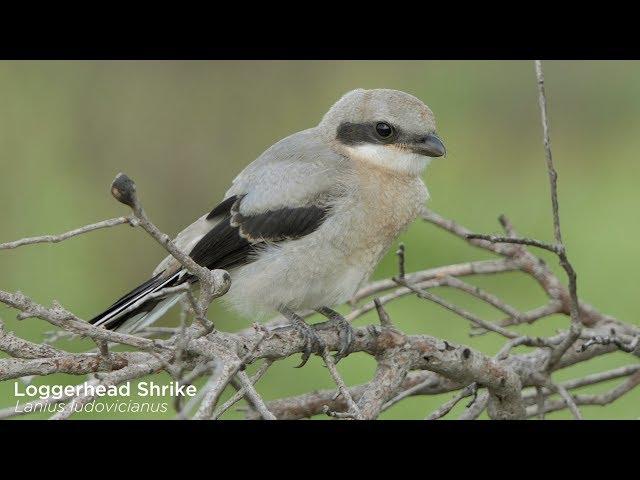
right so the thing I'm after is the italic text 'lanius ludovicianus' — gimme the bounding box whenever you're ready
[91,88,446,365]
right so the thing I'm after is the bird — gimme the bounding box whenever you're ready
[90,88,446,366]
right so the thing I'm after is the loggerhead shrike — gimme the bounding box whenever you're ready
[91,88,446,365]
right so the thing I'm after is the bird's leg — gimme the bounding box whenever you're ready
[315,306,354,363]
[277,306,325,368]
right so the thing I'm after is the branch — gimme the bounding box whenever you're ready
[0,217,133,250]
[465,61,582,372]
[526,371,640,418]
[322,350,364,419]
[425,383,476,420]
[234,370,276,420]
[211,360,272,419]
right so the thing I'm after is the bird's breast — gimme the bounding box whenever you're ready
[329,164,428,262]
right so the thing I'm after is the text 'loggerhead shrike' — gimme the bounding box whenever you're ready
[90,88,446,366]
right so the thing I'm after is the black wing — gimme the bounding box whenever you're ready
[188,195,329,271]
[89,195,329,331]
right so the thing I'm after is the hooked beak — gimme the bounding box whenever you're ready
[410,133,446,158]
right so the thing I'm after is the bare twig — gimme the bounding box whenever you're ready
[212,360,272,419]
[234,370,275,420]
[465,234,561,254]
[425,383,476,420]
[534,60,582,369]
[0,217,133,250]
[522,364,640,403]
[526,371,640,418]
[550,382,583,420]
[578,334,639,354]
[373,297,393,328]
[322,349,363,419]
[394,277,519,339]
[351,259,518,303]
[441,275,523,322]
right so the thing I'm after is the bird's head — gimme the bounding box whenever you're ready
[320,88,445,176]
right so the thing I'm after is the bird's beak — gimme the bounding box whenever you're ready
[410,133,446,158]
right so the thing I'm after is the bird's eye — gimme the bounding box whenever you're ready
[375,122,394,139]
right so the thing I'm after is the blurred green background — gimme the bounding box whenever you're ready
[0,61,638,419]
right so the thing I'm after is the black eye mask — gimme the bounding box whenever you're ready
[336,121,399,145]
[336,121,445,157]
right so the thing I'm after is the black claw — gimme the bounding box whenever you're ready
[314,308,356,363]
[333,319,355,363]
[292,321,324,368]
[295,351,311,368]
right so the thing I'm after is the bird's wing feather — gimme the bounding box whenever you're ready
[157,128,347,275]
[226,128,347,214]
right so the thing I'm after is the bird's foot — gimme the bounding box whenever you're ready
[315,307,355,363]
[276,307,326,368]
[291,320,325,368]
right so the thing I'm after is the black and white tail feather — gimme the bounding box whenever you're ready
[89,270,189,333]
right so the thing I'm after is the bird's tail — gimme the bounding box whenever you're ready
[89,271,186,334]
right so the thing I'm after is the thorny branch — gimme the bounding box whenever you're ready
[1,61,638,420]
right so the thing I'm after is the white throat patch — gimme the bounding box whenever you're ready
[343,144,431,176]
